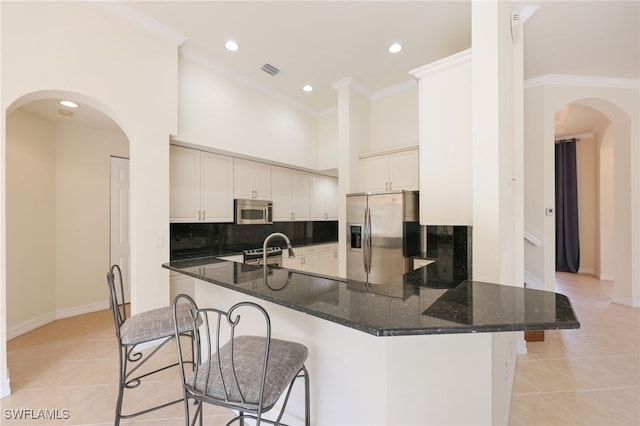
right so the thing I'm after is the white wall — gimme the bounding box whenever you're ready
[1,0,179,395]
[5,110,56,329]
[177,56,318,170]
[5,110,129,335]
[317,108,338,171]
[523,81,639,308]
[598,125,615,280]
[576,135,598,275]
[369,87,418,153]
[55,122,129,313]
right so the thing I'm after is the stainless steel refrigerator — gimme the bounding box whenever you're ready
[346,190,420,285]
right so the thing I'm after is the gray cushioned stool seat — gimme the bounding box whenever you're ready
[189,336,308,409]
[120,302,194,346]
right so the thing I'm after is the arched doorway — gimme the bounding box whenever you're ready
[550,97,635,307]
[553,104,611,278]
[4,91,130,394]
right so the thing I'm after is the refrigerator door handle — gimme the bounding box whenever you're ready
[362,207,369,275]
[365,206,372,273]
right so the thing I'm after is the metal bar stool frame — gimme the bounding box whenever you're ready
[107,264,195,425]
[173,294,310,426]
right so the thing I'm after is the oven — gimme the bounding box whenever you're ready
[235,199,273,225]
[243,246,283,267]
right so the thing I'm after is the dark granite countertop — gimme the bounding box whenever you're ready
[163,257,580,337]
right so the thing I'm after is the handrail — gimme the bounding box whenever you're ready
[524,227,543,246]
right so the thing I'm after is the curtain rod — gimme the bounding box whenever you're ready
[555,137,579,144]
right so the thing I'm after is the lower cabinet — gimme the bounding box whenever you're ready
[283,243,338,277]
[170,272,195,301]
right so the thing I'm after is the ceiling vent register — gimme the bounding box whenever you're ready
[261,63,280,76]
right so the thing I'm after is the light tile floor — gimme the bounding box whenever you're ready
[1,273,638,425]
[509,272,640,425]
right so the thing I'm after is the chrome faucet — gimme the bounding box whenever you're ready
[262,232,296,266]
[262,233,296,287]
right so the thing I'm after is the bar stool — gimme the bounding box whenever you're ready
[106,264,196,425]
[172,293,310,425]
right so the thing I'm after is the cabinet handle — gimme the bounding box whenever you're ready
[198,211,201,221]
[202,211,205,220]
[324,213,328,220]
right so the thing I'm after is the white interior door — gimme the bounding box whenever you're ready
[110,156,130,302]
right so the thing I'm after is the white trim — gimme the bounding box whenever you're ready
[524,74,640,90]
[370,79,417,100]
[359,145,418,159]
[7,312,56,340]
[330,77,371,99]
[91,1,189,46]
[516,337,528,355]
[612,295,640,308]
[598,273,614,281]
[523,227,543,246]
[55,300,109,320]
[409,49,472,80]
[524,270,544,290]
[181,47,317,117]
[0,370,11,398]
[6,301,109,340]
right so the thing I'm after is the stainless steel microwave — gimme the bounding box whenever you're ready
[234,199,273,225]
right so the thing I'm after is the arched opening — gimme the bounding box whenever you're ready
[551,97,634,306]
[5,91,129,340]
[553,104,611,277]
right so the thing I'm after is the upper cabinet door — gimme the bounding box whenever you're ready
[362,155,390,192]
[170,145,201,222]
[291,170,311,220]
[233,158,254,199]
[361,148,419,192]
[234,159,271,200]
[252,162,271,200]
[388,150,419,191]
[201,152,234,222]
[270,166,293,221]
[170,146,234,223]
[311,175,338,220]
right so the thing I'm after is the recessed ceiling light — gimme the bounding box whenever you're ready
[59,100,78,108]
[303,85,313,92]
[388,43,403,54]
[225,40,239,52]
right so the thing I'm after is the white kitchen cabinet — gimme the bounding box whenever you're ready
[410,50,472,225]
[285,244,338,277]
[311,175,338,220]
[170,272,195,301]
[362,148,419,192]
[234,158,271,200]
[170,146,234,222]
[318,243,339,277]
[271,166,311,221]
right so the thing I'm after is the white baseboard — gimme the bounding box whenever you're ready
[524,270,544,290]
[612,295,640,308]
[598,273,614,281]
[7,300,109,340]
[55,300,109,320]
[0,370,10,398]
[516,336,528,355]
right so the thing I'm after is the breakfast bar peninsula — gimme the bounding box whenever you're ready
[163,257,579,425]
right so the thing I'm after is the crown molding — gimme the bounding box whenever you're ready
[331,78,371,99]
[409,48,472,80]
[371,79,417,100]
[525,74,640,90]
[91,1,188,46]
[181,47,317,117]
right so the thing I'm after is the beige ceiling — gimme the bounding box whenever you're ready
[17,1,640,137]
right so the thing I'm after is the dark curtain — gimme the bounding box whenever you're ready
[555,139,580,273]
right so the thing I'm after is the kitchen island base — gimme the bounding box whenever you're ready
[194,279,512,425]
